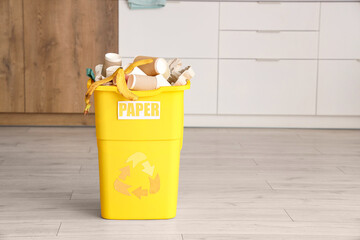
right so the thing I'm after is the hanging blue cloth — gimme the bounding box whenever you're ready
[128,0,166,9]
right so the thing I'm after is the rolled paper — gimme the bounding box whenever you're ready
[123,66,147,83]
[127,74,170,91]
[162,67,170,80]
[127,75,157,91]
[102,53,122,76]
[133,56,169,76]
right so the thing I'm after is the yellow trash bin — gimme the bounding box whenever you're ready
[94,81,190,219]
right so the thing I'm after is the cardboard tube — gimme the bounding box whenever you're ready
[127,75,158,91]
[133,56,169,76]
[129,67,146,76]
[162,67,170,80]
[102,53,122,76]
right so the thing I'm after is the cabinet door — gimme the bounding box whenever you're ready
[220,31,318,59]
[183,59,217,114]
[220,2,320,31]
[118,1,219,58]
[319,3,360,59]
[24,0,118,113]
[218,60,317,115]
[0,0,24,112]
[317,60,360,116]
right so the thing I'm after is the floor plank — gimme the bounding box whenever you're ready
[57,221,360,236]
[0,222,60,237]
[183,235,360,240]
[1,235,181,240]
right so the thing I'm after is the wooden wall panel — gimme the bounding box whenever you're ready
[0,113,95,126]
[0,0,25,112]
[24,0,118,113]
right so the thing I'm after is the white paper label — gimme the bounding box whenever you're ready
[118,101,160,120]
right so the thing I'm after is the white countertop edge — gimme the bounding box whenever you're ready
[167,0,360,2]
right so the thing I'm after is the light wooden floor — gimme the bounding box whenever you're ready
[0,127,360,239]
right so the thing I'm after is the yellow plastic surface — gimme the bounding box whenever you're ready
[94,81,190,219]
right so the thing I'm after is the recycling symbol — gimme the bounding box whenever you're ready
[114,152,160,199]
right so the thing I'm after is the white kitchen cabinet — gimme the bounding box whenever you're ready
[218,60,317,115]
[319,3,360,59]
[220,2,320,31]
[117,1,360,128]
[183,59,218,114]
[317,60,360,116]
[122,58,217,115]
[220,31,318,59]
[118,1,219,58]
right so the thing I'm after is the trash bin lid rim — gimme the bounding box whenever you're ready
[95,80,190,97]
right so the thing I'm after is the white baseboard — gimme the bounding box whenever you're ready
[184,114,360,129]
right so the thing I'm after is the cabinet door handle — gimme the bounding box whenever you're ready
[356,59,360,62]
[257,1,281,4]
[256,30,281,33]
[255,58,280,62]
